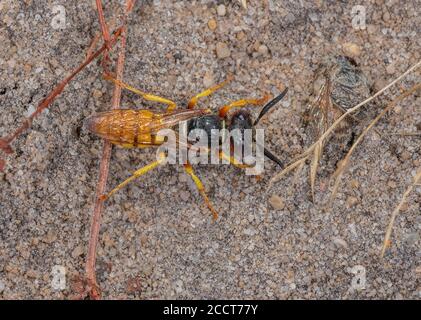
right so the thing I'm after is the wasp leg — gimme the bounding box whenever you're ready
[187,76,232,109]
[104,74,177,111]
[218,150,251,169]
[219,150,263,180]
[100,152,167,201]
[218,95,269,118]
[183,163,219,221]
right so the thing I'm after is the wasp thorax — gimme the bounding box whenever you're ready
[187,115,224,147]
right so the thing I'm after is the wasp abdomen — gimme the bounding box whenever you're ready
[85,108,211,147]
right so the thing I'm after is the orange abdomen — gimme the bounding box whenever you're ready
[84,108,210,148]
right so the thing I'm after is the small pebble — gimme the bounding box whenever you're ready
[217,4,226,16]
[269,194,285,210]
[236,31,246,41]
[143,264,153,277]
[43,231,57,244]
[349,223,358,238]
[180,190,190,202]
[72,246,85,259]
[258,44,269,56]
[174,280,184,294]
[393,105,402,114]
[92,89,103,99]
[367,24,377,34]
[332,237,348,249]
[374,77,388,91]
[346,196,359,208]
[382,11,390,22]
[7,58,16,68]
[386,64,395,75]
[207,19,217,31]
[25,105,35,117]
[203,72,214,88]
[24,63,32,74]
[140,235,148,246]
[400,151,411,160]
[216,42,231,59]
[404,233,419,246]
[343,42,361,57]
[387,180,397,188]
[243,227,256,236]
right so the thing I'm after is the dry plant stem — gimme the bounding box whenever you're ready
[86,32,102,58]
[95,0,112,70]
[85,0,136,299]
[381,168,421,258]
[391,131,421,136]
[330,83,421,203]
[0,28,123,171]
[269,59,421,188]
[87,16,120,59]
[96,0,111,42]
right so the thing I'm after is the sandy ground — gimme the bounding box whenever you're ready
[0,0,420,299]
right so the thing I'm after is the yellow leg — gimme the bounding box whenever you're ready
[183,163,219,221]
[100,152,167,201]
[188,76,232,109]
[184,140,250,169]
[218,150,251,169]
[218,95,269,118]
[104,74,177,111]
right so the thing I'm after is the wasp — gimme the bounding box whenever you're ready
[304,55,371,142]
[85,74,288,220]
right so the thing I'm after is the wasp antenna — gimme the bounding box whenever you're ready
[264,147,283,168]
[253,87,288,126]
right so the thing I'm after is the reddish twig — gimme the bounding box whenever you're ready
[95,0,111,43]
[95,0,112,71]
[0,27,123,171]
[85,0,136,300]
[86,32,102,59]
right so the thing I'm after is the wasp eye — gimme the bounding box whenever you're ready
[228,111,252,131]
